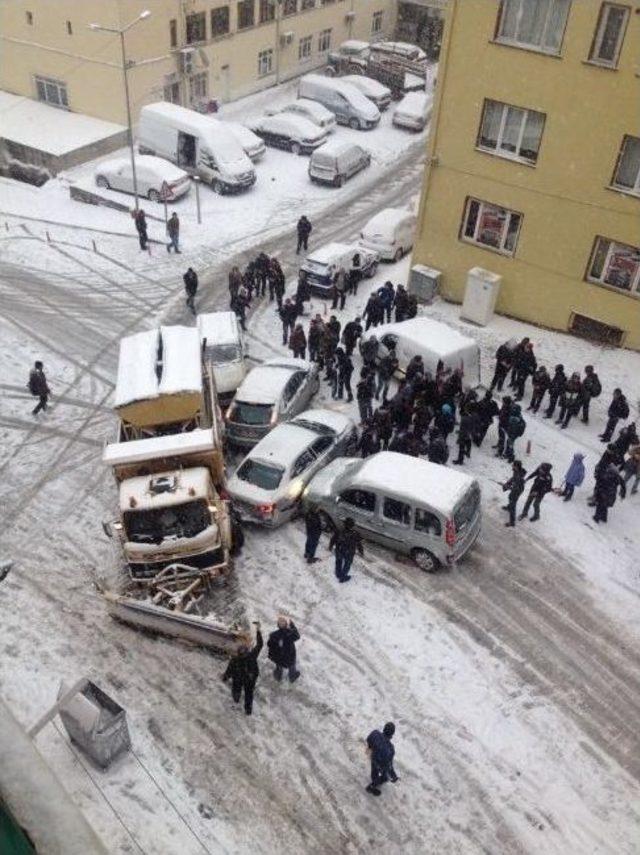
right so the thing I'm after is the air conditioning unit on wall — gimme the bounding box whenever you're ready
[179,48,195,75]
[280,31,294,47]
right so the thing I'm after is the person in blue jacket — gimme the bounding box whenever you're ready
[561,452,586,501]
[365,722,399,796]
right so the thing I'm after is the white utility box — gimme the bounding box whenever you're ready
[460,267,501,326]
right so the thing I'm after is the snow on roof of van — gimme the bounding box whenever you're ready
[339,40,370,52]
[300,75,379,118]
[140,103,248,164]
[198,312,239,346]
[314,138,363,158]
[351,452,476,512]
[306,241,354,264]
[114,329,160,408]
[368,318,477,358]
[119,466,210,513]
[159,326,202,396]
[363,208,412,234]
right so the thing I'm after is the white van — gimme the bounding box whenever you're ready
[137,102,256,194]
[309,140,371,187]
[361,318,481,389]
[393,92,432,131]
[298,74,380,130]
[197,312,247,402]
[359,208,417,261]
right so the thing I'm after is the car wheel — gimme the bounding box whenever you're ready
[349,117,360,130]
[148,188,160,202]
[96,175,110,190]
[291,142,301,155]
[213,179,225,194]
[412,549,439,573]
[394,247,404,262]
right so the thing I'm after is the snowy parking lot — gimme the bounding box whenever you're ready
[1,77,640,855]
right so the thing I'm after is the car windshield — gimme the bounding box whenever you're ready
[231,402,273,425]
[304,258,331,273]
[454,484,480,531]
[207,344,241,363]
[236,459,284,491]
[292,419,335,436]
[124,500,210,544]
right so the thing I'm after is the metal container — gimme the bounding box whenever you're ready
[58,681,131,769]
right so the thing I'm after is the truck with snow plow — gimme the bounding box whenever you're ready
[100,325,250,653]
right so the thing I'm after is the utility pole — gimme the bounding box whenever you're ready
[272,0,283,85]
[89,10,151,211]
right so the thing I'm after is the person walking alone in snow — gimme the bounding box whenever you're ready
[267,616,301,684]
[296,215,312,253]
[134,208,148,251]
[303,504,322,563]
[328,517,363,583]
[222,623,263,715]
[365,722,399,796]
[183,267,198,315]
[519,463,553,522]
[502,460,526,527]
[561,452,585,501]
[28,360,51,416]
[166,212,180,253]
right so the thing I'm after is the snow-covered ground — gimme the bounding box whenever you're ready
[1,78,640,855]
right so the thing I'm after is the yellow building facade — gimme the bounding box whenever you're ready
[413,0,640,350]
[0,0,397,124]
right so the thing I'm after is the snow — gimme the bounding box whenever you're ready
[304,240,355,264]
[97,155,189,184]
[113,329,159,408]
[119,466,210,512]
[197,311,241,346]
[395,90,431,120]
[0,90,125,156]
[103,428,215,467]
[158,325,201,397]
[241,422,323,465]
[250,113,327,143]
[341,75,392,99]
[298,74,380,121]
[235,364,299,405]
[350,451,476,512]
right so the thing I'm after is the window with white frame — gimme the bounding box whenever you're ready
[495,0,571,55]
[461,198,522,255]
[588,3,629,68]
[612,136,640,195]
[478,99,545,164]
[35,75,68,108]
[588,237,640,295]
[372,11,384,34]
[318,28,332,52]
[258,48,274,76]
[299,35,312,60]
[189,72,208,101]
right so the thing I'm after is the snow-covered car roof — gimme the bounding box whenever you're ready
[341,75,391,98]
[240,422,320,467]
[300,75,379,121]
[371,41,427,60]
[291,408,354,435]
[305,241,374,266]
[198,312,239,347]
[283,99,335,121]
[219,120,263,148]
[313,139,366,159]
[395,91,431,118]
[363,318,477,360]
[234,359,311,405]
[119,466,210,512]
[337,40,370,54]
[252,114,325,140]
[349,452,476,512]
[362,207,414,236]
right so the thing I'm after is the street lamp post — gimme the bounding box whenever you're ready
[270,0,283,86]
[89,10,151,211]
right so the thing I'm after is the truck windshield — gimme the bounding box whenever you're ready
[454,484,480,532]
[230,402,273,425]
[124,500,210,544]
[236,459,284,490]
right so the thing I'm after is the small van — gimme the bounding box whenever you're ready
[197,312,247,403]
[309,140,371,187]
[300,242,379,297]
[298,74,380,130]
[304,451,482,571]
[359,207,417,261]
[393,91,432,131]
[137,102,256,194]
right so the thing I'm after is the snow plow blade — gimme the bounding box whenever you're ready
[103,592,250,655]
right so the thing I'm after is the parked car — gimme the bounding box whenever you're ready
[370,41,428,66]
[360,318,481,388]
[227,409,357,526]
[247,114,328,155]
[309,140,371,187]
[265,99,337,133]
[298,74,380,130]
[137,102,255,194]
[340,75,392,110]
[393,91,432,131]
[221,120,266,161]
[304,451,482,571]
[300,242,379,297]
[197,311,247,403]
[328,39,371,72]
[225,359,320,448]
[359,207,417,261]
[94,155,191,202]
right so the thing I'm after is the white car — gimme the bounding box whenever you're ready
[221,121,266,161]
[248,114,328,155]
[94,155,191,202]
[228,409,358,526]
[340,75,392,110]
[393,91,432,131]
[266,99,337,133]
[359,207,417,262]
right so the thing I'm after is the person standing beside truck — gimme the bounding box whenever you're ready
[222,624,263,715]
[183,267,198,315]
[166,212,180,253]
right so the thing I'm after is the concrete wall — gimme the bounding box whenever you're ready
[413,0,640,350]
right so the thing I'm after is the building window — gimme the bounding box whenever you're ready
[461,198,522,255]
[477,100,545,164]
[301,0,315,8]
[318,28,332,52]
[259,0,275,24]
[588,3,629,68]
[26,11,33,25]
[495,0,571,55]
[66,20,72,35]
[211,6,230,37]
[186,11,206,43]
[238,0,255,30]
[35,75,68,108]
[283,0,298,15]
[372,11,384,34]
[164,82,181,104]
[612,136,640,195]
[169,19,177,47]
[588,237,640,295]
[189,72,209,101]
[299,35,312,60]
[258,48,274,76]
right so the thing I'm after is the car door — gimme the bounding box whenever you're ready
[378,495,412,552]
[281,372,305,419]
[282,446,317,513]
[334,93,349,123]
[308,434,336,478]
[112,163,129,193]
[335,487,380,543]
[413,506,444,560]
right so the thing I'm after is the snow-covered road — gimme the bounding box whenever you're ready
[1,135,640,854]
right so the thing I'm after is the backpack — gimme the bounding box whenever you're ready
[368,730,394,767]
[513,416,526,438]
[27,371,38,396]
[589,376,602,398]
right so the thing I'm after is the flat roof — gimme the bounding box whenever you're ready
[119,466,210,512]
[103,429,215,467]
[0,90,125,156]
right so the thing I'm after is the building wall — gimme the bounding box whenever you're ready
[413,0,640,350]
[0,0,396,125]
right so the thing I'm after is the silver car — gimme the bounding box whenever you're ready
[227,409,357,526]
[304,451,482,572]
[225,358,320,448]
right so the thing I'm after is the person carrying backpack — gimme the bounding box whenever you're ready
[600,389,630,442]
[580,365,601,424]
[28,360,51,416]
[504,403,526,463]
[365,722,399,796]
